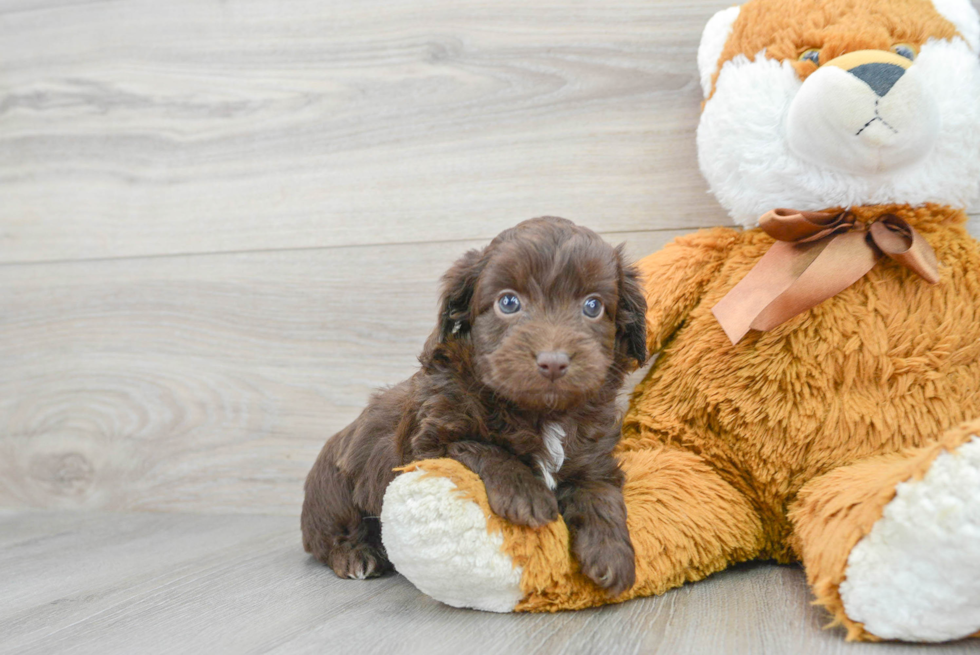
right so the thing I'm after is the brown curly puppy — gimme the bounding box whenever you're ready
[301,216,647,595]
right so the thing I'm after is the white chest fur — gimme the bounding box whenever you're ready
[536,422,566,490]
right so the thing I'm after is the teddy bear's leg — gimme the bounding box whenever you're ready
[789,419,980,642]
[381,446,764,612]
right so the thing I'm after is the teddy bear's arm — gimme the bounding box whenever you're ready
[638,227,740,353]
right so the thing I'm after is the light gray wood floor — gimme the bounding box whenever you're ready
[2,0,978,515]
[1,0,740,514]
[3,0,980,652]
[3,510,977,655]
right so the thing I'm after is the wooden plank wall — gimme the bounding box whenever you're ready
[2,0,978,515]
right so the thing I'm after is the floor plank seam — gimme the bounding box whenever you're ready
[0,225,732,269]
[4,215,975,269]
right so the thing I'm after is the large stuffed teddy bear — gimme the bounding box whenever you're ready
[379,0,980,642]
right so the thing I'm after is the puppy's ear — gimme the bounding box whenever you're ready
[438,248,486,342]
[615,245,648,365]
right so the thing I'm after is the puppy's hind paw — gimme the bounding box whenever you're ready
[329,543,392,580]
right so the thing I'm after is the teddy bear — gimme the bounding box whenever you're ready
[377,0,980,642]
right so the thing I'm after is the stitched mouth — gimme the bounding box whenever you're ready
[855,99,898,137]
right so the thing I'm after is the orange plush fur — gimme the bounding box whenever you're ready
[624,205,980,640]
[408,205,980,640]
[711,0,959,94]
[383,0,980,642]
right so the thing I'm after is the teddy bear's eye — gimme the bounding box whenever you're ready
[892,44,917,61]
[799,48,821,66]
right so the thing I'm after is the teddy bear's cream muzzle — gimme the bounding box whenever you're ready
[786,49,940,176]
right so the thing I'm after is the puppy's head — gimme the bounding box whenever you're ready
[438,217,646,412]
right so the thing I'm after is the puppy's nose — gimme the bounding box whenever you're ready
[536,351,569,381]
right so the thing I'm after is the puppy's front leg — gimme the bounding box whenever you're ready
[446,441,559,528]
[557,464,635,596]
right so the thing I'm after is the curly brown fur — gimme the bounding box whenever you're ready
[301,217,646,594]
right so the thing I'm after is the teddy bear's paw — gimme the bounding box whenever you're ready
[840,436,980,642]
[380,468,524,612]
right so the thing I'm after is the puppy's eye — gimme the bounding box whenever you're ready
[892,44,916,61]
[582,296,603,319]
[799,48,821,66]
[496,292,522,316]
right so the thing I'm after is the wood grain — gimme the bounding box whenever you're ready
[2,1,980,650]
[2,510,976,655]
[4,217,977,516]
[0,0,736,264]
[0,229,682,515]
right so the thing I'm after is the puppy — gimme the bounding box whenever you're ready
[302,216,647,595]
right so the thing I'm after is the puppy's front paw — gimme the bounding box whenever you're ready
[575,532,636,597]
[485,476,559,528]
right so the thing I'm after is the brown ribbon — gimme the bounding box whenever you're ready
[712,208,940,345]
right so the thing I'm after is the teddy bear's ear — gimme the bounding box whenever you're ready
[931,0,980,51]
[697,5,741,99]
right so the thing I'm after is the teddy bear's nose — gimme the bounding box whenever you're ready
[822,49,913,99]
[849,62,906,97]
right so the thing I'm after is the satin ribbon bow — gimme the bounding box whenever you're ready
[712,208,940,345]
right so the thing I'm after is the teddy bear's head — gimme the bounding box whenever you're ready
[697,0,980,227]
